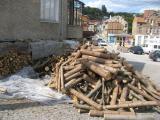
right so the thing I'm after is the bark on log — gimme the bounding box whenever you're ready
[104,101,158,109]
[64,64,84,78]
[82,61,112,80]
[80,50,112,59]
[89,110,135,117]
[128,84,158,102]
[104,114,136,120]
[87,80,102,98]
[60,66,64,89]
[82,55,119,64]
[141,85,160,100]
[82,74,96,85]
[69,89,102,110]
[65,72,82,82]
[78,109,89,114]
[73,103,94,110]
[64,75,87,90]
[129,91,145,101]
[119,86,128,103]
[110,85,119,105]
[63,66,75,71]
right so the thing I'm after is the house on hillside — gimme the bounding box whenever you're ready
[132,10,160,46]
[101,16,131,46]
[0,0,84,59]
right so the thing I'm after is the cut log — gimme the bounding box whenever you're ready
[104,114,136,120]
[87,80,102,98]
[89,110,135,117]
[82,61,112,80]
[65,72,82,82]
[128,84,158,102]
[104,101,158,109]
[69,89,102,110]
[73,103,94,110]
[64,64,84,78]
[80,50,112,59]
[119,86,128,103]
[110,85,119,105]
[82,55,119,64]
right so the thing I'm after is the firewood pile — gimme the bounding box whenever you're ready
[0,50,31,77]
[49,44,160,119]
[32,55,64,77]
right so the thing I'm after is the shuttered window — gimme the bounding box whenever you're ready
[40,0,60,23]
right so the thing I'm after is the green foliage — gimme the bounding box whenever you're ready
[83,7,103,20]
[102,5,107,16]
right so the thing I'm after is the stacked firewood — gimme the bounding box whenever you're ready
[0,50,31,77]
[49,44,160,119]
[32,55,63,77]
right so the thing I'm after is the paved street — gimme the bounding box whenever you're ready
[120,52,160,87]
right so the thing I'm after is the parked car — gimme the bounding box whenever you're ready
[149,50,160,62]
[129,46,144,54]
[98,40,107,46]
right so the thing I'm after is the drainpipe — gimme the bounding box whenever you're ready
[59,0,63,41]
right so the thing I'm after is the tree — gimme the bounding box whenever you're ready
[102,5,107,16]
[83,7,103,20]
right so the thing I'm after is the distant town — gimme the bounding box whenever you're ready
[81,8,160,53]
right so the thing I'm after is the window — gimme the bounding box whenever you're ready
[154,45,158,49]
[158,46,160,49]
[68,0,84,25]
[41,0,60,23]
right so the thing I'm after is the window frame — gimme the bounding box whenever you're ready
[40,0,60,23]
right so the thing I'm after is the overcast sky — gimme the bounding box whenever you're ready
[81,0,160,13]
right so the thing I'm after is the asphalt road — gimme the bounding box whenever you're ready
[120,52,160,87]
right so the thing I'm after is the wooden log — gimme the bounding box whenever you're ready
[82,55,119,64]
[88,61,118,74]
[141,85,160,100]
[58,66,61,92]
[128,84,158,102]
[82,61,112,80]
[80,50,112,59]
[104,114,136,120]
[92,48,107,53]
[134,71,158,93]
[78,109,89,114]
[81,44,88,50]
[63,65,75,71]
[87,80,102,98]
[74,50,81,60]
[110,85,119,105]
[104,101,158,109]
[64,75,86,90]
[119,86,128,103]
[129,91,145,101]
[73,103,94,110]
[82,74,96,85]
[89,110,135,117]
[65,72,82,82]
[60,66,64,89]
[69,89,102,110]
[64,64,84,78]
[106,63,122,68]
[123,61,134,72]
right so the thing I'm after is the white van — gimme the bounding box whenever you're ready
[142,37,160,54]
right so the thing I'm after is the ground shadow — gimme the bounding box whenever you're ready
[0,101,43,111]
[127,61,146,72]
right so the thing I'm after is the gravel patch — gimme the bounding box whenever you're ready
[0,99,102,120]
